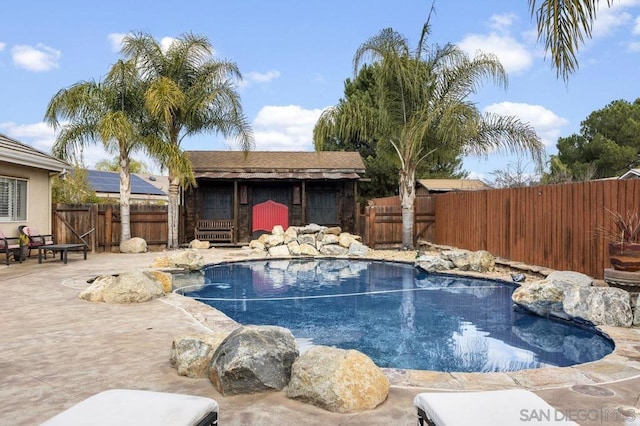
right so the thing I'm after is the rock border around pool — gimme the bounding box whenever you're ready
[170,325,390,413]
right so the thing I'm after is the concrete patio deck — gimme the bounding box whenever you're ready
[1,248,639,425]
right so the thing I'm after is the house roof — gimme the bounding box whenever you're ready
[87,170,166,195]
[0,133,69,172]
[417,179,491,192]
[619,168,640,179]
[186,151,366,179]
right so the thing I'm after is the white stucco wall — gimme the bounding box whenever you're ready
[0,161,53,238]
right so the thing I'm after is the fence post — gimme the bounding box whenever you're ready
[90,204,98,253]
[105,204,113,252]
[368,206,376,248]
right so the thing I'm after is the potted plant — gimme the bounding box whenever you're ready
[18,233,30,261]
[603,209,640,272]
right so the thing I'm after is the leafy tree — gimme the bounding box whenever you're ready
[321,64,467,202]
[315,18,543,249]
[95,157,150,174]
[547,99,640,180]
[45,60,153,241]
[51,167,100,203]
[490,158,538,188]
[121,32,254,248]
[529,0,614,81]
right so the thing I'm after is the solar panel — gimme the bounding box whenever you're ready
[87,170,166,195]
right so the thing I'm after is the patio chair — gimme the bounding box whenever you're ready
[0,231,23,265]
[41,389,218,426]
[414,389,578,425]
[18,225,55,258]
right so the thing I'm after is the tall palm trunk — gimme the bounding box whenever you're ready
[399,165,416,249]
[167,176,180,249]
[119,155,132,241]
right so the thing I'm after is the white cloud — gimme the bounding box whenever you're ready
[457,33,533,74]
[160,37,177,53]
[237,70,281,88]
[488,13,517,33]
[107,33,127,52]
[628,41,640,51]
[0,42,5,52]
[0,121,113,169]
[634,16,640,34]
[484,102,568,146]
[251,105,323,151]
[11,43,61,72]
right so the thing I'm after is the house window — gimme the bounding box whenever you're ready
[0,177,27,222]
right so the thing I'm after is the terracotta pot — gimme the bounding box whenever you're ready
[608,242,640,272]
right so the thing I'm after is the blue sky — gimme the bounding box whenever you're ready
[2,0,640,182]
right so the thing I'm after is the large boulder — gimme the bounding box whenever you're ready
[468,250,495,273]
[286,346,389,413]
[170,333,231,378]
[299,243,319,256]
[297,224,327,234]
[189,239,210,249]
[546,271,593,288]
[287,241,302,256]
[348,242,369,257]
[79,271,164,304]
[169,249,205,271]
[320,244,348,256]
[263,234,285,248]
[249,240,266,251]
[298,234,316,246]
[511,280,567,319]
[320,233,339,245]
[441,249,472,270]
[268,245,291,257]
[149,270,172,293]
[338,233,358,248]
[284,227,298,244]
[416,255,454,273]
[562,286,632,327]
[209,325,299,395]
[272,225,285,236]
[119,237,147,253]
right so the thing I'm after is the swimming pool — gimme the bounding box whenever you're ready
[177,258,614,372]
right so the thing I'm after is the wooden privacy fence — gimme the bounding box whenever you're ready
[360,196,435,248]
[434,180,640,279]
[53,204,168,252]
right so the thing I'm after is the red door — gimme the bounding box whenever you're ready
[252,200,289,232]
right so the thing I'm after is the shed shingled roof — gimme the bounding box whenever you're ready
[186,151,366,173]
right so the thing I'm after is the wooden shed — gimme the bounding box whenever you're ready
[183,151,366,244]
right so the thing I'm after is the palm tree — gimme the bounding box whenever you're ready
[120,32,254,249]
[314,21,544,249]
[45,59,149,242]
[96,156,150,174]
[529,0,614,81]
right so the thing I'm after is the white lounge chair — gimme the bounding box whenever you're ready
[414,389,578,425]
[41,389,218,426]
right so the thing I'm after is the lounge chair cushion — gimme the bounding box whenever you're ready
[22,226,54,245]
[414,389,578,425]
[41,389,218,426]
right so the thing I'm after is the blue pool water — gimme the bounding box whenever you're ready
[177,259,614,372]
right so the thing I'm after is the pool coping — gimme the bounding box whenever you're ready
[173,255,640,393]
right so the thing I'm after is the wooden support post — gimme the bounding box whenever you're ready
[105,204,113,252]
[368,206,376,248]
